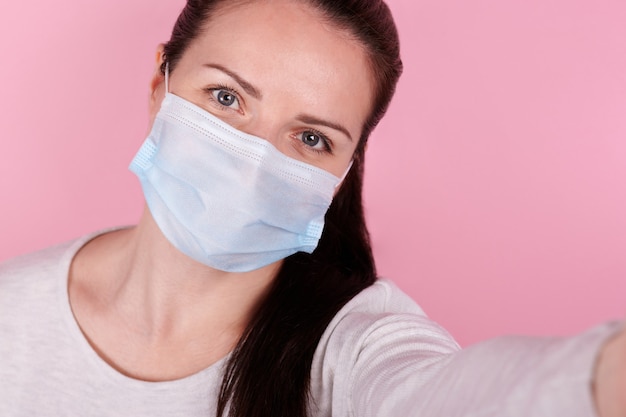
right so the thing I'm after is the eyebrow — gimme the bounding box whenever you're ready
[296,114,353,142]
[203,63,262,100]
[204,63,352,142]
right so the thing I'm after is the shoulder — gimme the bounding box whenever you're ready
[309,280,460,415]
[0,238,81,347]
[338,279,427,316]
[0,241,73,287]
[315,278,460,366]
[322,279,459,352]
[0,231,108,303]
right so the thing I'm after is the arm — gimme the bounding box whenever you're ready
[347,315,621,417]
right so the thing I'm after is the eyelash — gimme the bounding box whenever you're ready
[204,85,333,155]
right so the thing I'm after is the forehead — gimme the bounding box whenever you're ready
[180,0,374,135]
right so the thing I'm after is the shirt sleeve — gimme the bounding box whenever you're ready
[348,314,620,417]
[317,280,622,417]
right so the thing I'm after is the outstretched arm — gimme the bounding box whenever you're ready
[315,281,623,416]
[348,316,620,416]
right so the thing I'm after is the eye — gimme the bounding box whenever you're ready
[297,130,332,154]
[209,87,241,110]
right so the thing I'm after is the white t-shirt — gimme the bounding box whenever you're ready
[0,231,619,416]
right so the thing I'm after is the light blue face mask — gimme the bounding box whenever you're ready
[129,67,348,272]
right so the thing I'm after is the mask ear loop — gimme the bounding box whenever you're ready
[164,61,170,94]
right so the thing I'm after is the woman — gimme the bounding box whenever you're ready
[0,0,624,416]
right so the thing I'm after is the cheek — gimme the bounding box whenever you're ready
[319,142,358,179]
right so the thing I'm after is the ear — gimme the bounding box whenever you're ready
[150,44,166,98]
[148,44,166,120]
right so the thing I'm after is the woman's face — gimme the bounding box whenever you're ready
[149,0,374,178]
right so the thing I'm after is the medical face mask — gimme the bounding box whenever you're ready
[129,72,347,272]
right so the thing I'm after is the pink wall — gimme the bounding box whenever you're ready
[1,0,624,346]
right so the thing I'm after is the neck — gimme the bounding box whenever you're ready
[73,206,281,342]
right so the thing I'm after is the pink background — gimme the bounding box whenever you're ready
[1,0,624,346]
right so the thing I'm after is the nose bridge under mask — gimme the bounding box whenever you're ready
[236,115,284,151]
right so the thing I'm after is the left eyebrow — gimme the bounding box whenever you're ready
[295,114,353,142]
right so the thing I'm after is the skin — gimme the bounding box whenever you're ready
[594,329,626,416]
[68,0,372,382]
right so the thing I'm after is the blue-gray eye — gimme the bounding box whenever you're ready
[216,90,237,106]
[209,88,240,110]
[302,131,321,147]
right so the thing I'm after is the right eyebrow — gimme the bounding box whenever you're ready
[203,63,263,100]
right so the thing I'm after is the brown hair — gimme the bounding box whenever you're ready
[161,1,403,416]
